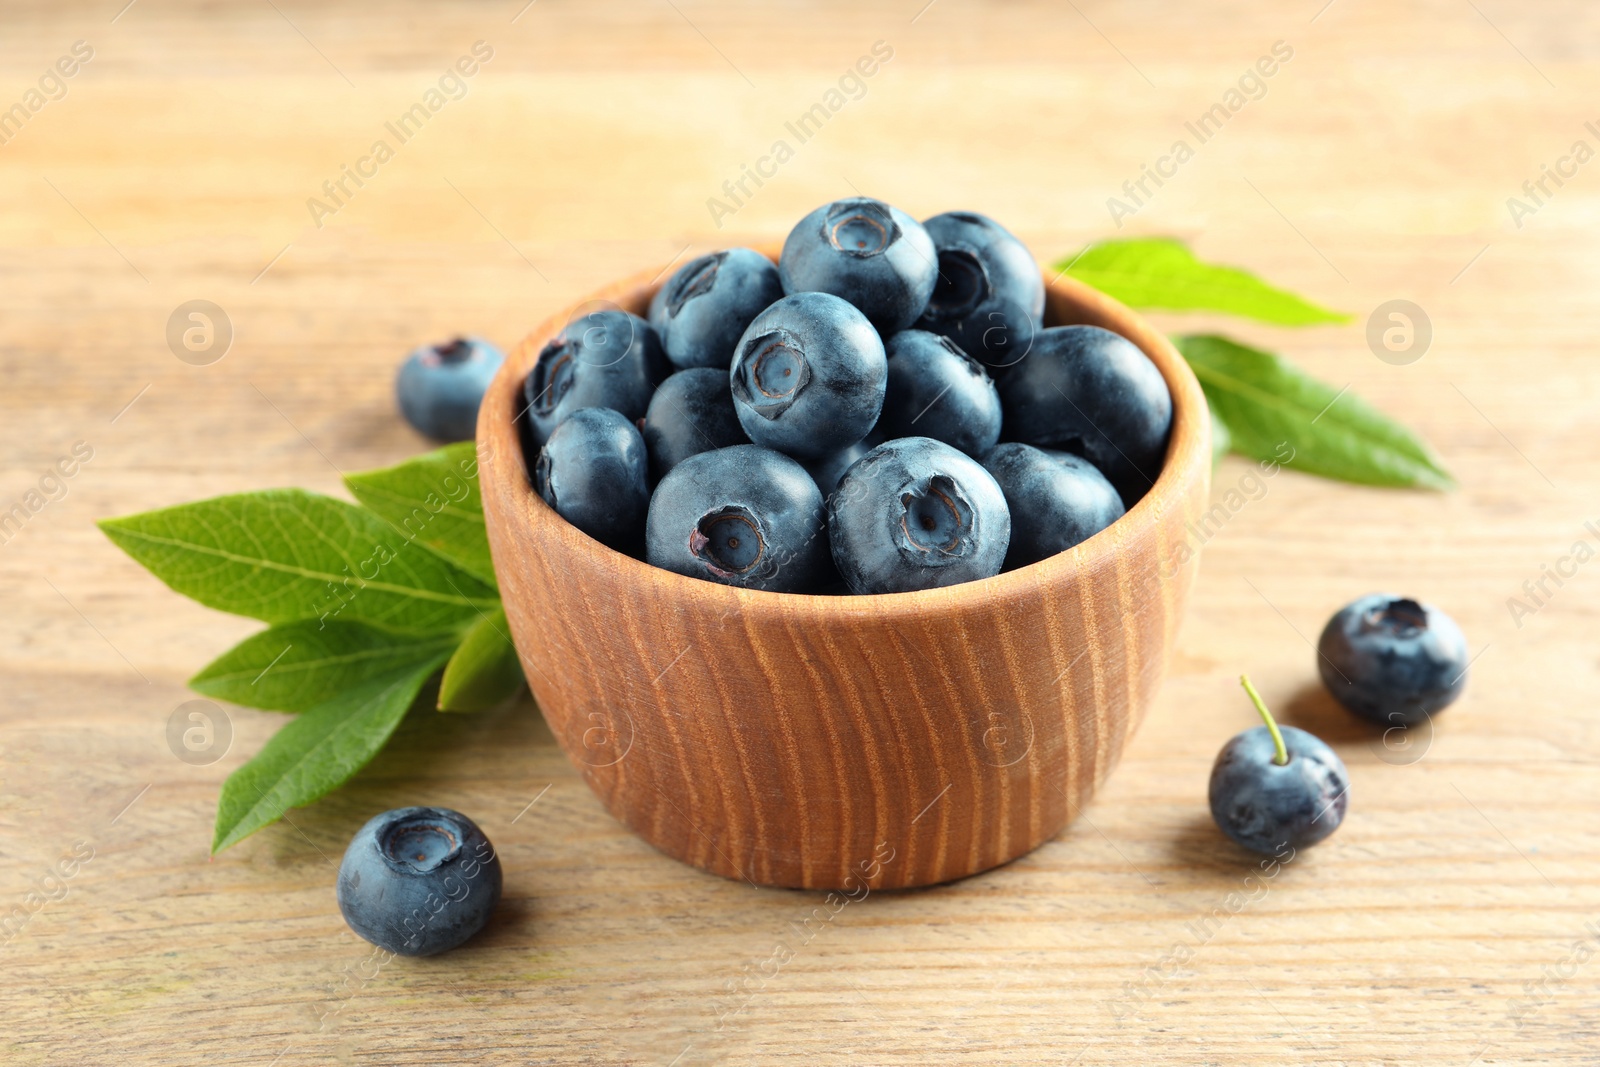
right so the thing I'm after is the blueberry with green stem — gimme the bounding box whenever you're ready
[1208,675,1349,855]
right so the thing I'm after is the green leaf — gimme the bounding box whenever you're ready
[344,443,497,586]
[1176,334,1454,490]
[191,619,462,713]
[211,650,451,852]
[437,608,524,712]
[1057,238,1350,326]
[1207,396,1232,469]
[99,489,499,634]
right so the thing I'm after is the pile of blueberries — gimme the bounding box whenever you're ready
[515,198,1172,595]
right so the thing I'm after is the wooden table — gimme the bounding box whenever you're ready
[3,1,1596,1063]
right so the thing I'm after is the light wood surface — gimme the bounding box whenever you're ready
[480,262,1209,890]
[3,1,1599,1063]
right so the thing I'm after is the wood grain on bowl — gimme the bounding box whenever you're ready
[477,255,1211,891]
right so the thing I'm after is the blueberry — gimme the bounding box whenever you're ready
[803,438,874,499]
[914,211,1044,374]
[336,806,503,957]
[645,444,829,593]
[648,249,785,370]
[877,329,1001,457]
[640,368,748,480]
[779,197,938,334]
[729,292,887,460]
[1209,677,1349,855]
[521,310,668,448]
[533,407,650,552]
[997,325,1172,508]
[1317,594,1469,728]
[981,443,1123,569]
[828,437,1010,594]
[396,337,504,442]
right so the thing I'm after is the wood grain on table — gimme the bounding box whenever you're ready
[2,1,1597,1064]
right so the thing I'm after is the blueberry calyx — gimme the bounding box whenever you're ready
[1239,673,1289,766]
[433,338,475,364]
[899,475,975,558]
[732,331,810,419]
[1361,597,1428,637]
[826,200,899,257]
[529,340,576,415]
[924,248,992,321]
[665,252,727,316]
[689,506,765,577]
[380,814,463,874]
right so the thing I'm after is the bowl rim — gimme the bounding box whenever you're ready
[480,253,1209,622]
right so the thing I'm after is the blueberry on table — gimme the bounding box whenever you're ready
[520,310,668,448]
[828,437,1011,595]
[877,329,1002,458]
[981,443,1124,569]
[913,211,1044,374]
[779,197,938,334]
[336,807,503,957]
[534,407,651,553]
[997,325,1172,509]
[729,292,887,460]
[640,367,748,480]
[1317,594,1469,728]
[648,248,785,370]
[396,337,503,442]
[1210,676,1349,855]
[645,444,830,593]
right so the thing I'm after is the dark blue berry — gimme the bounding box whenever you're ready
[645,444,829,593]
[641,368,748,480]
[521,310,668,448]
[914,211,1043,374]
[1317,594,1469,728]
[981,443,1123,569]
[336,807,502,957]
[729,292,886,460]
[1209,678,1349,855]
[877,329,1001,457]
[998,325,1172,508]
[828,437,1010,594]
[648,248,784,370]
[534,407,650,553]
[803,438,874,499]
[779,197,937,334]
[396,337,503,442]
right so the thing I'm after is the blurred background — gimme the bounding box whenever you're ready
[3,1,1597,1064]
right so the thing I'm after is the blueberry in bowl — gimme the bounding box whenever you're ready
[521,309,669,448]
[648,248,785,370]
[533,407,651,553]
[397,336,504,442]
[336,807,503,957]
[729,291,887,460]
[997,324,1173,508]
[640,367,748,480]
[645,444,830,593]
[1317,594,1469,728]
[914,211,1044,375]
[779,197,938,334]
[876,329,1001,458]
[981,443,1123,569]
[828,437,1011,595]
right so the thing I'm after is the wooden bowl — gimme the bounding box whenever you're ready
[478,254,1211,891]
